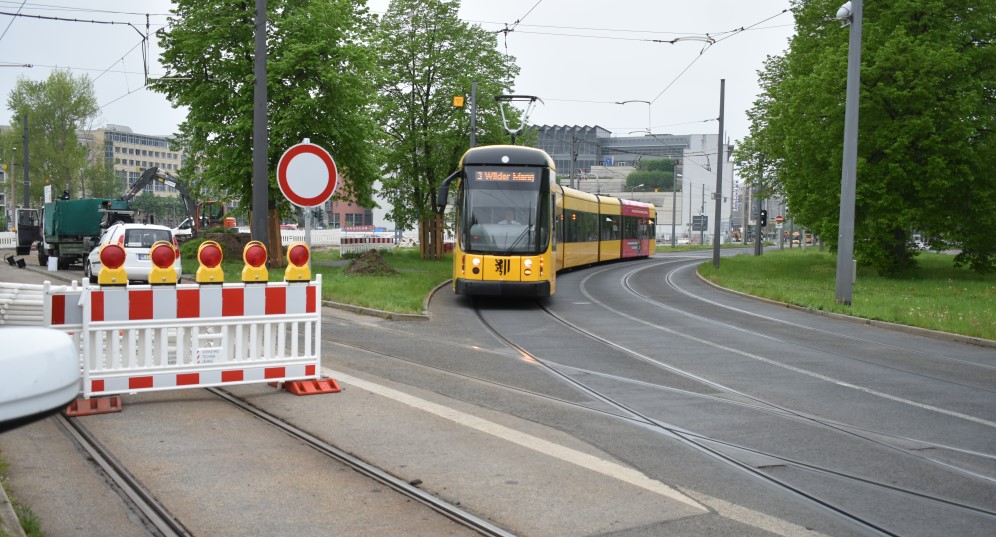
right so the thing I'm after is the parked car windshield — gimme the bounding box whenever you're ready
[123,228,171,248]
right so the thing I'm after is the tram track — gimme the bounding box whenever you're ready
[55,414,192,537]
[55,384,515,537]
[323,302,996,481]
[465,290,996,536]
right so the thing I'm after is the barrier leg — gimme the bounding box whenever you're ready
[65,396,123,417]
[281,377,342,396]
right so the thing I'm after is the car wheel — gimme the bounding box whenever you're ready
[84,260,97,284]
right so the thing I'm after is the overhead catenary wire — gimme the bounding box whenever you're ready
[0,1,169,17]
[0,0,27,45]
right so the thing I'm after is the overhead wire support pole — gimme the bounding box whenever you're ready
[251,0,269,248]
[22,114,28,207]
[712,79,725,269]
[835,0,862,305]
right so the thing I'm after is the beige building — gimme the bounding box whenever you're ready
[81,124,186,196]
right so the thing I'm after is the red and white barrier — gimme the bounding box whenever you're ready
[3,281,82,328]
[339,233,396,256]
[75,275,323,398]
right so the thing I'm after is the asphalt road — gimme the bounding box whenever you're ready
[1,247,993,536]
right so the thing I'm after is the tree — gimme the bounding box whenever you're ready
[375,0,522,258]
[155,0,383,252]
[736,0,995,273]
[627,159,677,192]
[6,70,99,205]
[129,191,187,227]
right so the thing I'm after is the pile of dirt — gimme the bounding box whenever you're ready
[203,232,252,263]
[344,249,399,276]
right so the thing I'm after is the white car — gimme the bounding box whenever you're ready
[85,223,183,283]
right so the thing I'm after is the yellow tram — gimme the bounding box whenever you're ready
[437,145,655,297]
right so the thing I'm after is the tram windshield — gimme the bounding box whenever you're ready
[459,167,549,255]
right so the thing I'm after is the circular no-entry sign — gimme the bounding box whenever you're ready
[277,141,338,207]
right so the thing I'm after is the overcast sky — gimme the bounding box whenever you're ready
[0,0,796,145]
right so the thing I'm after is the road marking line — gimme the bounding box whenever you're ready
[325,368,706,512]
[326,368,831,536]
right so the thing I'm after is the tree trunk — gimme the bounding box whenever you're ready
[268,208,285,268]
[417,215,445,260]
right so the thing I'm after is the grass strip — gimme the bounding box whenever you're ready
[698,249,995,340]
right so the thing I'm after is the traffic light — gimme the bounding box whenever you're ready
[196,240,224,284]
[97,244,128,286]
[241,240,269,283]
[284,241,311,282]
[759,209,768,227]
[148,240,179,284]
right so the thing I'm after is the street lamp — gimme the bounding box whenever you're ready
[615,100,652,132]
[629,183,644,196]
[835,0,861,305]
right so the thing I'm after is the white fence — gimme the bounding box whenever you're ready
[0,232,14,249]
[39,277,322,399]
[3,229,420,249]
[1,280,82,328]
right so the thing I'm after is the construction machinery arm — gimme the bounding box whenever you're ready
[124,167,198,223]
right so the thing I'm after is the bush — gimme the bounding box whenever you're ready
[180,236,207,260]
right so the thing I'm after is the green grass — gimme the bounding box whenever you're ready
[698,249,996,340]
[0,458,44,537]
[313,248,452,314]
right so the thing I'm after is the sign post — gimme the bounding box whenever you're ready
[277,139,338,259]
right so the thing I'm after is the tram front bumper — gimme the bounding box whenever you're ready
[455,279,551,298]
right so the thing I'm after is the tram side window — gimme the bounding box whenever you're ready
[565,210,598,242]
[622,216,639,239]
[640,219,655,240]
[601,215,620,241]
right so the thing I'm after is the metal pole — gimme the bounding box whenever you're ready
[22,114,29,207]
[469,80,477,148]
[712,79,725,268]
[251,0,269,247]
[835,0,862,305]
[753,187,762,256]
[699,184,704,246]
[670,172,677,247]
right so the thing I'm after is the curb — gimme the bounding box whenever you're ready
[318,280,452,321]
[694,269,996,349]
[0,483,27,537]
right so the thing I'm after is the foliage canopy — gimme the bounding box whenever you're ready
[736,0,995,273]
[155,0,383,213]
[374,0,522,246]
[5,70,102,203]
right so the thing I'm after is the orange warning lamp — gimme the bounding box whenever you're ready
[148,240,179,284]
[97,244,128,286]
[284,241,311,282]
[242,240,269,283]
[196,240,224,283]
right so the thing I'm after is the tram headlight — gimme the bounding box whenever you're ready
[523,259,532,268]
[472,257,481,267]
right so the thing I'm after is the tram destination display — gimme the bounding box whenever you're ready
[473,169,538,183]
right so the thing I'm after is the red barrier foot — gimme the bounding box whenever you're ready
[65,396,123,417]
[282,378,342,396]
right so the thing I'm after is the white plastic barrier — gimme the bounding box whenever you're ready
[280,229,340,246]
[3,280,83,328]
[0,232,15,248]
[339,233,396,256]
[43,276,322,399]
